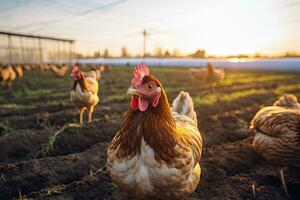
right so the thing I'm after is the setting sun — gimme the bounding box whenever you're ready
[0,0,299,56]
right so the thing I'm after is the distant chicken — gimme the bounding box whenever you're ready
[97,64,111,73]
[23,64,31,71]
[39,64,46,72]
[0,64,16,86]
[104,65,112,72]
[87,67,101,81]
[44,64,51,71]
[99,64,105,73]
[107,63,202,199]
[250,94,300,197]
[189,62,225,91]
[51,64,69,77]
[13,64,23,78]
[70,66,99,124]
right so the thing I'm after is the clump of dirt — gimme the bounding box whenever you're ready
[26,171,129,200]
[0,143,108,199]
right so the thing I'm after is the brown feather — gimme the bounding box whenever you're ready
[110,75,188,163]
[72,71,91,92]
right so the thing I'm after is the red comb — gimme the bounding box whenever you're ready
[71,65,79,73]
[131,63,149,86]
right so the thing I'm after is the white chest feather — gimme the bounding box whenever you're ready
[110,138,180,194]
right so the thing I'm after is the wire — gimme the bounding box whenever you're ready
[13,0,127,30]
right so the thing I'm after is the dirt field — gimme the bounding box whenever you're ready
[0,66,299,200]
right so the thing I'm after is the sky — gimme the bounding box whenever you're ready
[0,0,300,56]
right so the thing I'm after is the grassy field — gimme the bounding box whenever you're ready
[0,66,300,200]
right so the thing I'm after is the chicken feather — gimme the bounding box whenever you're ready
[70,67,99,124]
[107,65,202,200]
[250,94,300,166]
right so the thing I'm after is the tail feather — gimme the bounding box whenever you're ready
[172,91,197,126]
[273,94,300,109]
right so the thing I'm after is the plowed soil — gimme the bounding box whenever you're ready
[0,67,299,200]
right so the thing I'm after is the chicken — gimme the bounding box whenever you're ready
[87,67,101,81]
[99,64,105,73]
[44,64,51,72]
[13,64,23,78]
[0,64,16,86]
[107,63,202,200]
[70,66,99,124]
[104,65,112,72]
[7,65,17,85]
[39,64,46,72]
[189,62,225,91]
[250,94,300,197]
[97,64,111,73]
[51,64,69,77]
[24,64,31,71]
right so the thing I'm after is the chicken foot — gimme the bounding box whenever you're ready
[278,168,290,198]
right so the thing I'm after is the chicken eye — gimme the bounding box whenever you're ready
[148,84,153,90]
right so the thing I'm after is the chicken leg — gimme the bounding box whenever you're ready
[211,83,217,93]
[278,168,290,198]
[79,107,86,124]
[88,105,95,123]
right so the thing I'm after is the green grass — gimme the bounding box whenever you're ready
[193,83,300,106]
[222,73,296,86]
[0,173,6,192]
[1,66,300,117]
[0,122,14,136]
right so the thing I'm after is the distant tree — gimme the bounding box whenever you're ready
[76,53,84,59]
[94,50,101,58]
[284,51,299,57]
[164,50,170,57]
[189,49,205,58]
[254,52,261,58]
[121,47,129,57]
[103,49,110,58]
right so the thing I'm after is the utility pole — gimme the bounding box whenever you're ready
[8,34,12,63]
[38,38,43,64]
[143,29,148,58]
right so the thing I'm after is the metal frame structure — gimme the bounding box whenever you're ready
[0,31,75,65]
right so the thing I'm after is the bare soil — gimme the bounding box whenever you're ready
[0,67,299,200]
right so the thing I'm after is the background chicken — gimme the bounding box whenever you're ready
[0,64,16,86]
[70,65,99,124]
[23,64,32,71]
[87,67,102,81]
[50,64,69,77]
[250,94,300,197]
[189,62,225,91]
[13,64,23,78]
[107,64,202,200]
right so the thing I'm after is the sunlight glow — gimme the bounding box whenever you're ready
[228,58,247,63]
[0,0,299,56]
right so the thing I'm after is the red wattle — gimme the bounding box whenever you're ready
[131,96,139,110]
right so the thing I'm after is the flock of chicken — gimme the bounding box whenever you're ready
[68,63,299,199]
[0,63,112,87]
[0,64,23,86]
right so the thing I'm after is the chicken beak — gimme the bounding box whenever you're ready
[127,86,142,96]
